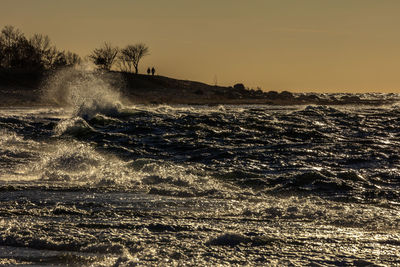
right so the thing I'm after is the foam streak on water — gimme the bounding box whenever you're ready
[1,101,400,265]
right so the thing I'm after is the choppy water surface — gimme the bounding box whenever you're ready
[1,75,400,265]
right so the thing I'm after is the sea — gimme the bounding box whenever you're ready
[0,70,399,266]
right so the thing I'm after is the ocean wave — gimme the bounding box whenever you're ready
[42,68,124,119]
[54,117,96,136]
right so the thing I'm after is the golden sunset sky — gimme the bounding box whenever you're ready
[1,0,400,92]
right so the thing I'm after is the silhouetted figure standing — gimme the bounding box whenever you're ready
[147,67,150,75]
[151,67,155,76]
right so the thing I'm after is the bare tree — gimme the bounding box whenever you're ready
[89,42,119,70]
[117,51,133,72]
[1,25,23,49]
[0,35,5,67]
[118,43,149,74]
[29,33,53,68]
[29,34,81,69]
[0,25,81,70]
[44,46,59,68]
[30,34,50,55]
[0,25,25,68]
[65,51,81,66]
[0,25,47,69]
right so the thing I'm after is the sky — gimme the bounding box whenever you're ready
[1,0,400,93]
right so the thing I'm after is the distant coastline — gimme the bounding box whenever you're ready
[0,69,398,107]
[0,25,398,107]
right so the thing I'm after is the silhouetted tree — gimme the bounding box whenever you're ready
[118,43,149,74]
[64,51,81,66]
[14,39,43,69]
[1,25,24,68]
[29,34,50,53]
[89,42,119,70]
[51,50,81,68]
[52,50,81,68]
[0,25,43,69]
[0,35,5,68]
[117,51,134,72]
[52,51,67,68]
[1,25,23,67]
[44,46,59,68]
[0,25,82,71]
[29,33,52,67]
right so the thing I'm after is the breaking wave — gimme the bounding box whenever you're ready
[42,68,124,119]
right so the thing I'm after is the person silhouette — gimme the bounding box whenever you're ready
[151,67,155,76]
[147,67,151,75]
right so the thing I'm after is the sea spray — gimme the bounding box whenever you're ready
[41,67,124,119]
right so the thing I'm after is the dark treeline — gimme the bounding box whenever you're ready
[0,25,81,71]
[0,25,150,74]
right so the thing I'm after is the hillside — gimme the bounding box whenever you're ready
[117,72,277,105]
[0,69,397,107]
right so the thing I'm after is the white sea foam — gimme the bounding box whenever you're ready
[0,129,21,145]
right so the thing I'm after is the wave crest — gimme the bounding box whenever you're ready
[42,68,124,119]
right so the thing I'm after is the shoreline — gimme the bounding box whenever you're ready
[0,69,399,107]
